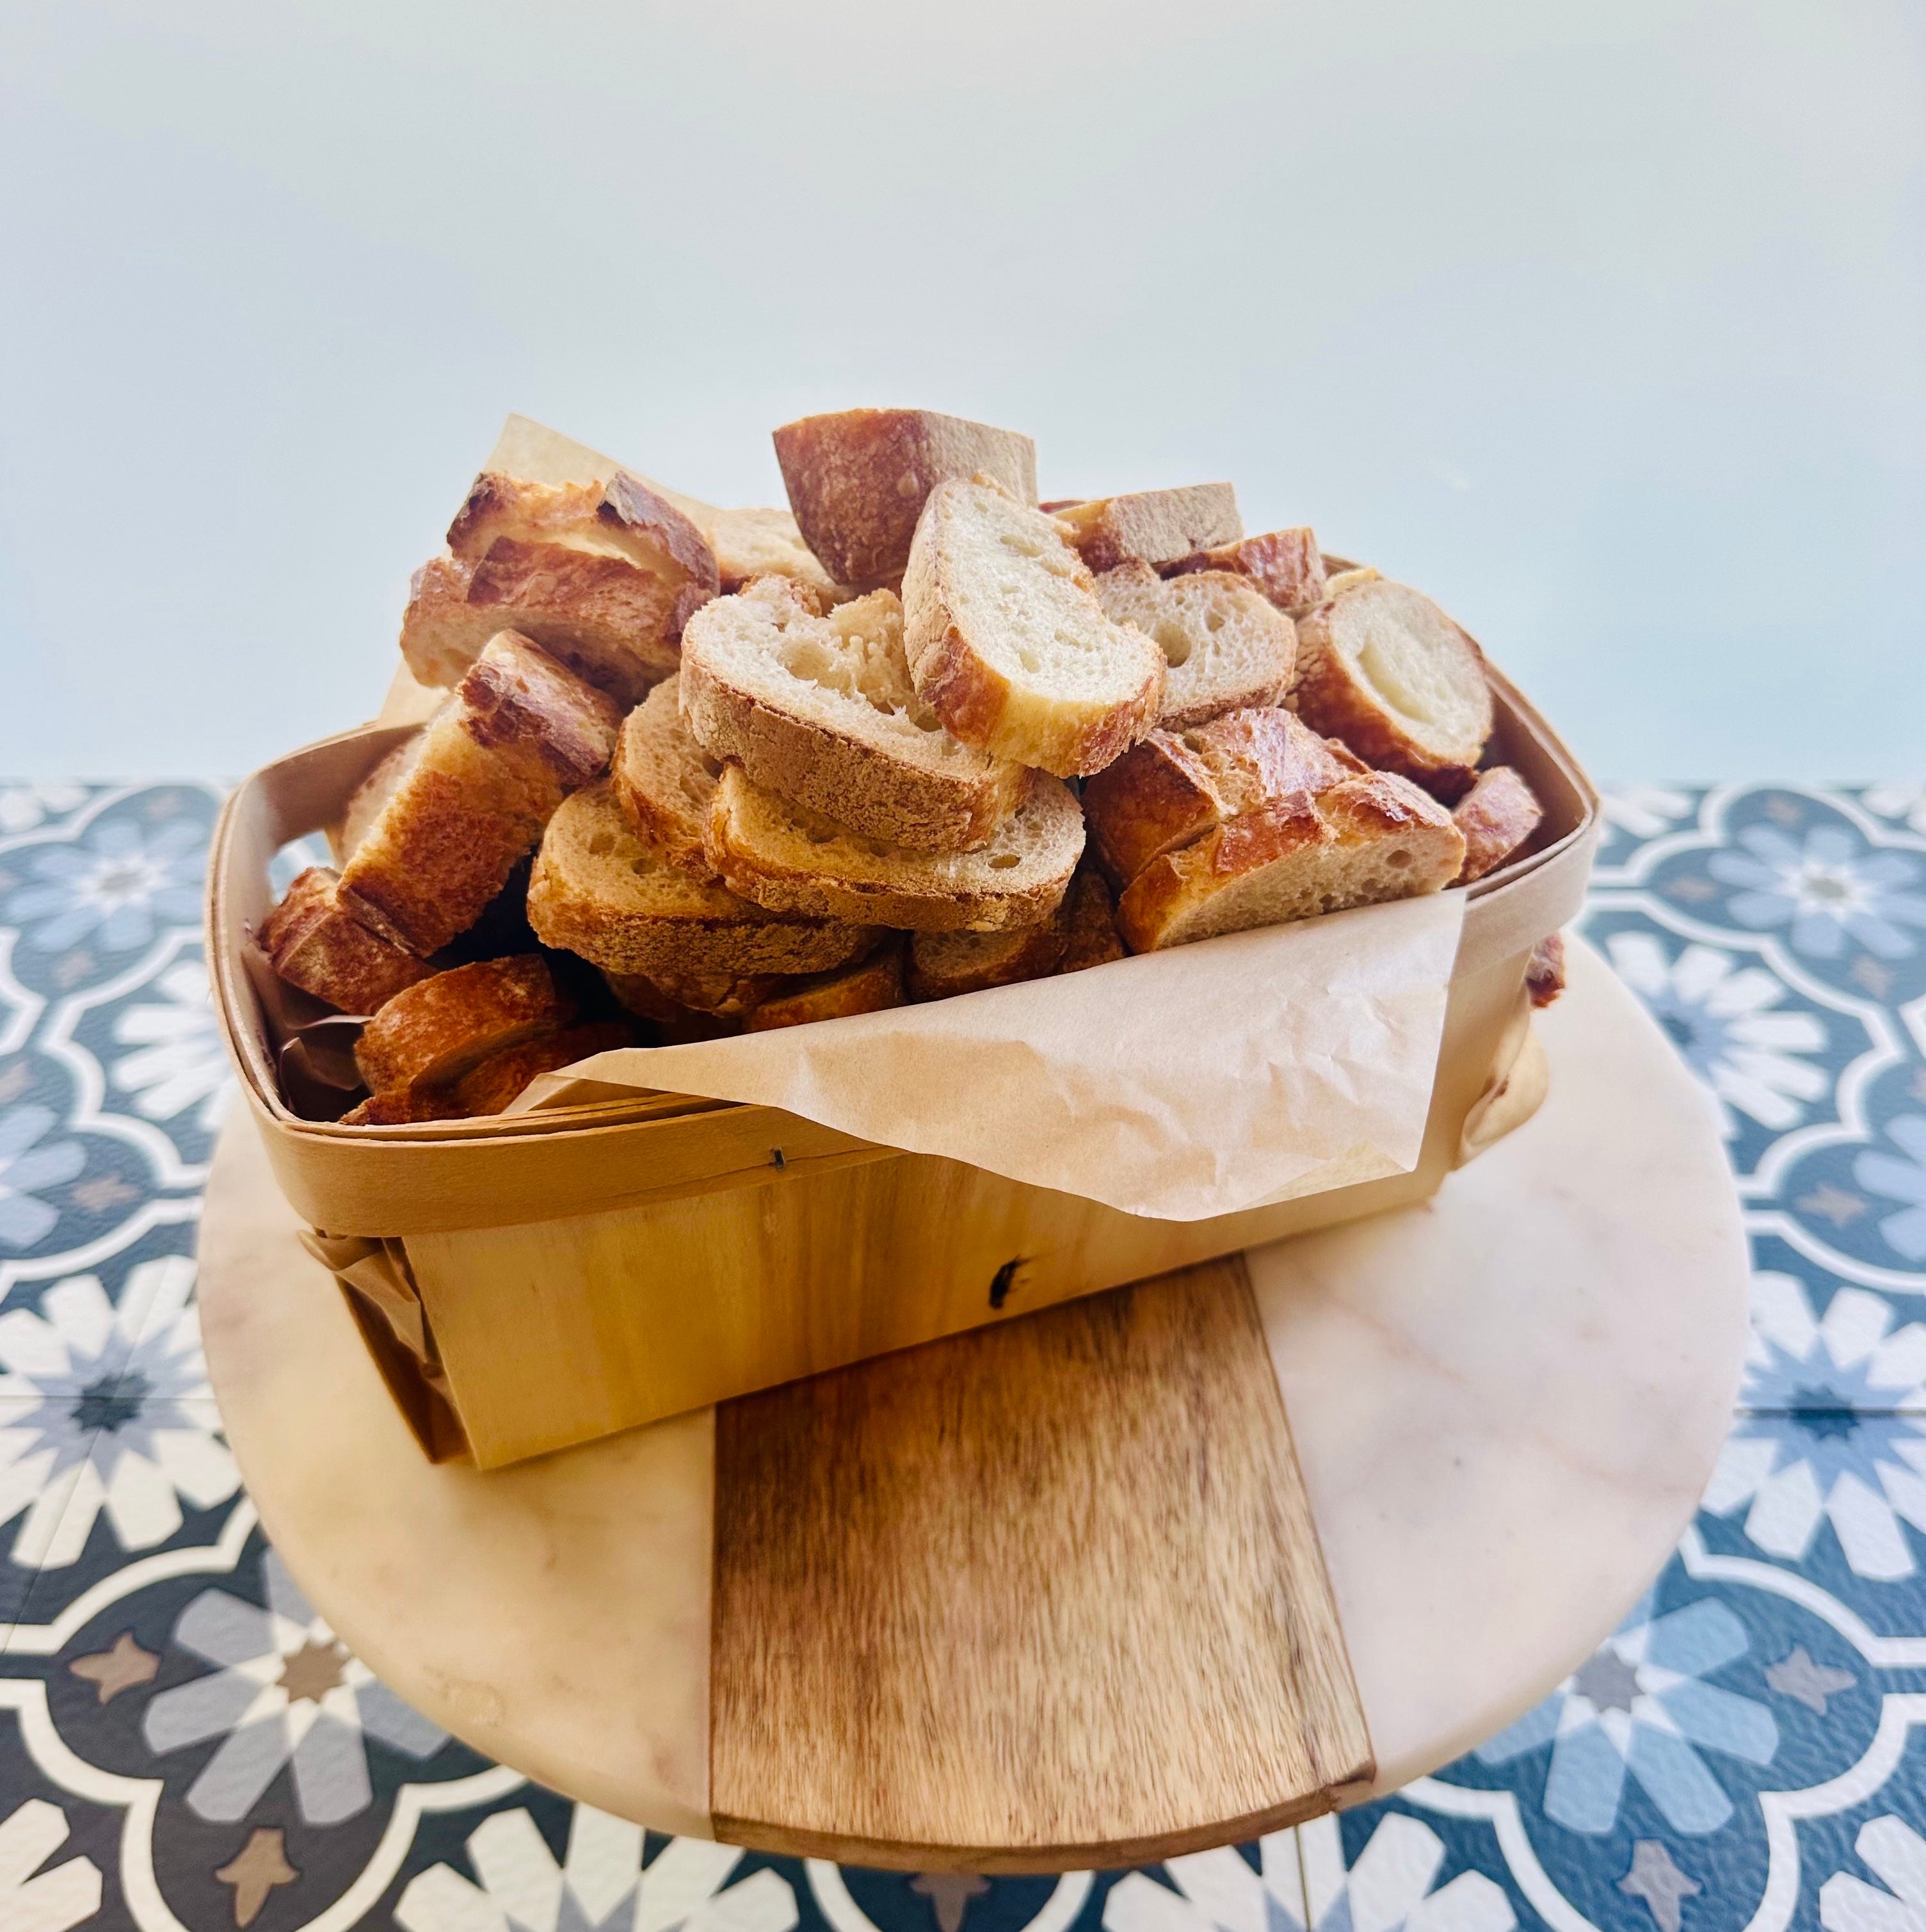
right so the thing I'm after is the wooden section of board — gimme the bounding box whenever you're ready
[709,1255,1374,1872]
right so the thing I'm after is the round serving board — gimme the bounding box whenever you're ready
[197,938,1748,1871]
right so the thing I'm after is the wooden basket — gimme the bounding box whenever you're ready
[207,668,1598,1468]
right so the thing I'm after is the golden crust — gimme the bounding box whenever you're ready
[1052,484,1241,573]
[1058,865,1128,972]
[1082,708,1353,887]
[907,915,1068,1001]
[449,1020,635,1117]
[353,954,573,1094]
[744,944,908,1031]
[773,408,1038,587]
[338,1087,465,1127]
[256,866,433,1016]
[1164,527,1327,616]
[1452,766,1545,883]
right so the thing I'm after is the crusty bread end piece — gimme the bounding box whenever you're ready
[744,944,907,1031]
[773,408,1038,587]
[1164,527,1328,616]
[257,866,433,1016]
[529,781,883,975]
[680,576,1032,851]
[903,478,1164,778]
[705,762,1085,933]
[353,954,573,1094]
[1050,484,1241,572]
[339,632,623,956]
[1452,766,1544,883]
[1118,769,1466,952]
[1292,579,1494,800]
[1082,706,1356,887]
[1093,561,1296,730]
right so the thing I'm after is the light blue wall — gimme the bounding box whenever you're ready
[1,0,1920,782]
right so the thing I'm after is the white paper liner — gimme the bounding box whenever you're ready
[517,890,1467,1222]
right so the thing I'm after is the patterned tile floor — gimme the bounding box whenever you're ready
[1,777,1925,1931]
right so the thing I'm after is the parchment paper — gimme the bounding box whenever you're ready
[518,890,1467,1223]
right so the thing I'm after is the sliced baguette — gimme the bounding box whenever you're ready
[773,408,1038,587]
[1083,707,1356,887]
[903,478,1164,777]
[613,677,725,880]
[450,1020,636,1116]
[354,954,573,1094]
[339,632,623,956]
[1059,865,1127,972]
[602,972,746,1041]
[339,1088,465,1128]
[1164,527,1327,616]
[1118,769,1466,952]
[1049,484,1242,572]
[705,762,1084,933]
[529,781,883,975]
[1452,766,1544,883]
[1292,579,1493,799]
[744,944,908,1031]
[339,736,424,863]
[908,909,1069,1001]
[680,576,1032,851]
[256,866,433,1016]
[628,965,783,1018]
[1093,561,1297,730]
[703,506,853,606]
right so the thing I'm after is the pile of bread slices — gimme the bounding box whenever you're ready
[255,407,1557,1127]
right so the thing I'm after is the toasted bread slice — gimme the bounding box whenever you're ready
[744,944,907,1031]
[680,576,1032,851]
[1059,865,1127,972]
[773,408,1038,587]
[450,1020,635,1117]
[903,479,1164,777]
[354,954,573,1094]
[613,677,724,879]
[705,763,1084,933]
[1050,484,1241,572]
[908,910,1069,1001]
[703,506,853,606]
[1164,527,1327,616]
[339,737,423,863]
[1118,770,1466,952]
[1527,931,1566,1008]
[1452,766,1544,883]
[630,965,783,1018]
[529,782,883,975]
[1093,561,1296,731]
[339,632,623,956]
[1292,579,1493,799]
[339,1087,465,1128]
[403,471,720,702]
[602,971,746,1041]
[1082,707,1356,887]
[257,866,433,1016]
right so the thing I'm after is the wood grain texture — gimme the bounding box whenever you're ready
[710,1255,1374,1871]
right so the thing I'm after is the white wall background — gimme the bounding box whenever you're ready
[1,0,1921,782]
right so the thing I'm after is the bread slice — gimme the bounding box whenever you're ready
[602,972,746,1042]
[1118,770,1466,952]
[1452,766,1544,883]
[529,782,883,974]
[1093,561,1296,730]
[1292,579,1493,799]
[1164,527,1328,616]
[612,677,724,880]
[627,965,782,1018]
[773,408,1038,587]
[354,954,574,1094]
[705,762,1084,933]
[679,576,1032,851]
[903,479,1164,777]
[450,1020,635,1117]
[1049,484,1241,572]
[339,632,623,956]
[1083,706,1356,887]
[1059,865,1127,972]
[703,506,853,606]
[744,944,907,1031]
[257,866,433,1016]
[339,1087,464,1128]
[907,910,1069,1001]
[401,471,720,703]
[339,737,424,862]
